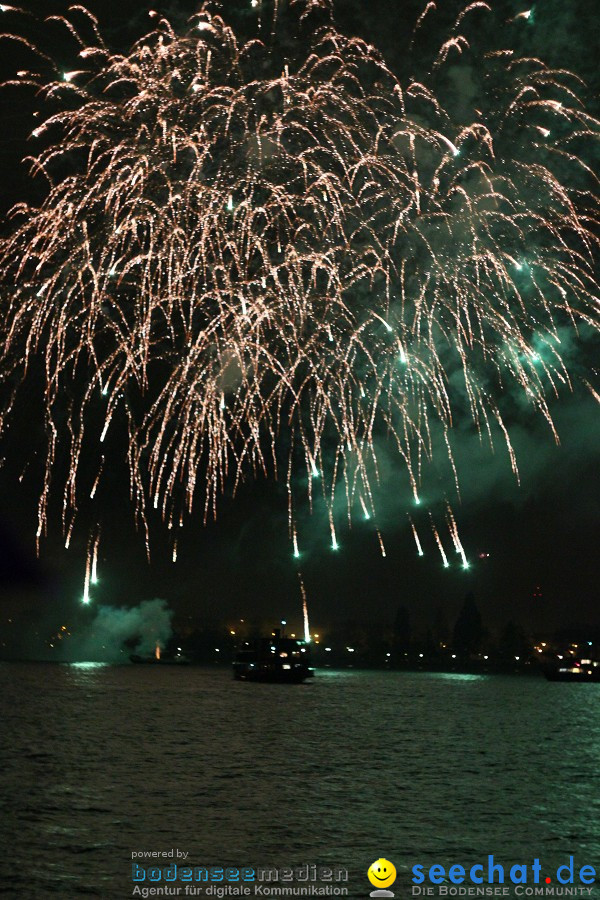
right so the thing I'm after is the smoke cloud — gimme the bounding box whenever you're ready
[59,598,174,663]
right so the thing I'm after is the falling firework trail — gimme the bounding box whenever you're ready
[298,572,310,642]
[0,0,598,557]
[408,516,424,557]
[329,514,339,551]
[82,540,92,605]
[91,531,100,585]
[430,513,449,568]
[446,503,469,568]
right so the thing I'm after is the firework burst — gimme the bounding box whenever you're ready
[0,0,598,561]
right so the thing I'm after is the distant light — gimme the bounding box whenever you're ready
[452,654,456,659]
[281,620,286,626]
[215,648,220,652]
[515,656,520,661]
[227,196,234,211]
[386,653,391,657]
[347,647,355,653]
[483,655,488,660]
[251,0,259,6]
[230,630,235,635]
[419,653,424,658]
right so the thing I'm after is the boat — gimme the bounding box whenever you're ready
[544,658,600,682]
[233,629,314,683]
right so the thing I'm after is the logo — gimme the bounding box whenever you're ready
[368,859,397,898]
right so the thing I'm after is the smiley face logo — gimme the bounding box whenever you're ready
[368,858,397,890]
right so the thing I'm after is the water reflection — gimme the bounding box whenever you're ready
[67,662,109,669]
[2,664,600,898]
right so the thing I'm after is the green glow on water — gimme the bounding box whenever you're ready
[69,661,108,669]
[430,672,488,682]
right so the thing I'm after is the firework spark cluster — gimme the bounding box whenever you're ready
[0,0,598,564]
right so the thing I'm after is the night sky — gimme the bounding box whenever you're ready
[0,0,598,654]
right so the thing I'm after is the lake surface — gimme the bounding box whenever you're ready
[1,664,599,899]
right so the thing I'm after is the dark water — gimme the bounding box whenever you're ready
[1,663,599,899]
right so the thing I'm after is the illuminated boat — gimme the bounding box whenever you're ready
[544,659,600,682]
[233,630,314,683]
